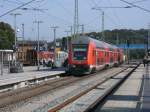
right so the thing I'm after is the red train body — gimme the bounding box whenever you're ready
[68,36,123,74]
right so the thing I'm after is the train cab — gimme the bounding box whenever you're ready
[68,36,123,75]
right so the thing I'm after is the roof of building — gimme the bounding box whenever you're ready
[17,40,47,46]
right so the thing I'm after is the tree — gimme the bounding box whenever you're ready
[0,22,15,49]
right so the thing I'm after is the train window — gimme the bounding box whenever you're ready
[72,45,88,60]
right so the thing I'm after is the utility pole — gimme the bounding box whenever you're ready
[101,11,105,41]
[34,20,43,71]
[64,30,71,52]
[22,23,24,52]
[79,24,84,35]
[74,0,79,39]
[147,24,150,57]
[10,13,21,65]
[92,8,105,41]
[92,6,131,41]
[116,33,119,46]
[126,39,130,64]
[51,26,59,67]
[69,26,73,36]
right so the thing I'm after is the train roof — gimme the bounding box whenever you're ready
[72,36,118,50]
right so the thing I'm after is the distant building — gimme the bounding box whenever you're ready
[16,40,48,65]
[48,40,62,52]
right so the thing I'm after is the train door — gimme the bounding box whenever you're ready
[110,51,113,64]
[100,50,104,65]
[95,49,98,66]
[105,48,109,65]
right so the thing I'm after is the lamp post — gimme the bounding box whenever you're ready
[22,23,24,52]
[10,13,21,65]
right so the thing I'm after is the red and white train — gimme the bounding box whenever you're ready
[68,36,123,74]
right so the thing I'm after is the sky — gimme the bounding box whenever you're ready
[0,0,150,42]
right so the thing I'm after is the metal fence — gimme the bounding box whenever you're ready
[0,50,13,75]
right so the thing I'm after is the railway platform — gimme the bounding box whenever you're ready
[94,64,150,112]
[0,66,65,88]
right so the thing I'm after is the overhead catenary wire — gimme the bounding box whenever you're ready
[41,10,72,25]
[54,0,73,16]
[132,0,148,4]
[120,0,150,13]
[3,0,22,5]
[92,0,128,28]
[91,0,119,28]
[0,0,37,18]
[107,0,125,28]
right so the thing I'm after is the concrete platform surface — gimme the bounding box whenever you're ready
[0,66,65,87]
[94,64,148,112]
[58,68,133,112]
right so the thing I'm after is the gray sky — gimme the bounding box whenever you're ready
[0,0,150,42]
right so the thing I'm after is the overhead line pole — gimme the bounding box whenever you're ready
[74,0,79,39]
[147,24,150,57]
[51,26,59,67]
[69,26,73,36]
[92,6,131,41]
[79,24,84,35]
[116,33,119,46]
[34,20,43,71]
[102,11,105,41]
[92,8,105,41]
[64,30,71,52]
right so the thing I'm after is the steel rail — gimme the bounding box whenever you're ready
[47,64,139,112]
[0,67,126,108]
[86,63,140,112]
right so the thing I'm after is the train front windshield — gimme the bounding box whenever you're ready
[72,45,88,60]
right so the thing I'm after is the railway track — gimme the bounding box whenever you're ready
[46,63,140,112]
[0,65,131,112]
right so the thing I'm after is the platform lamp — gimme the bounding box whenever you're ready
[10,13,21,65]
